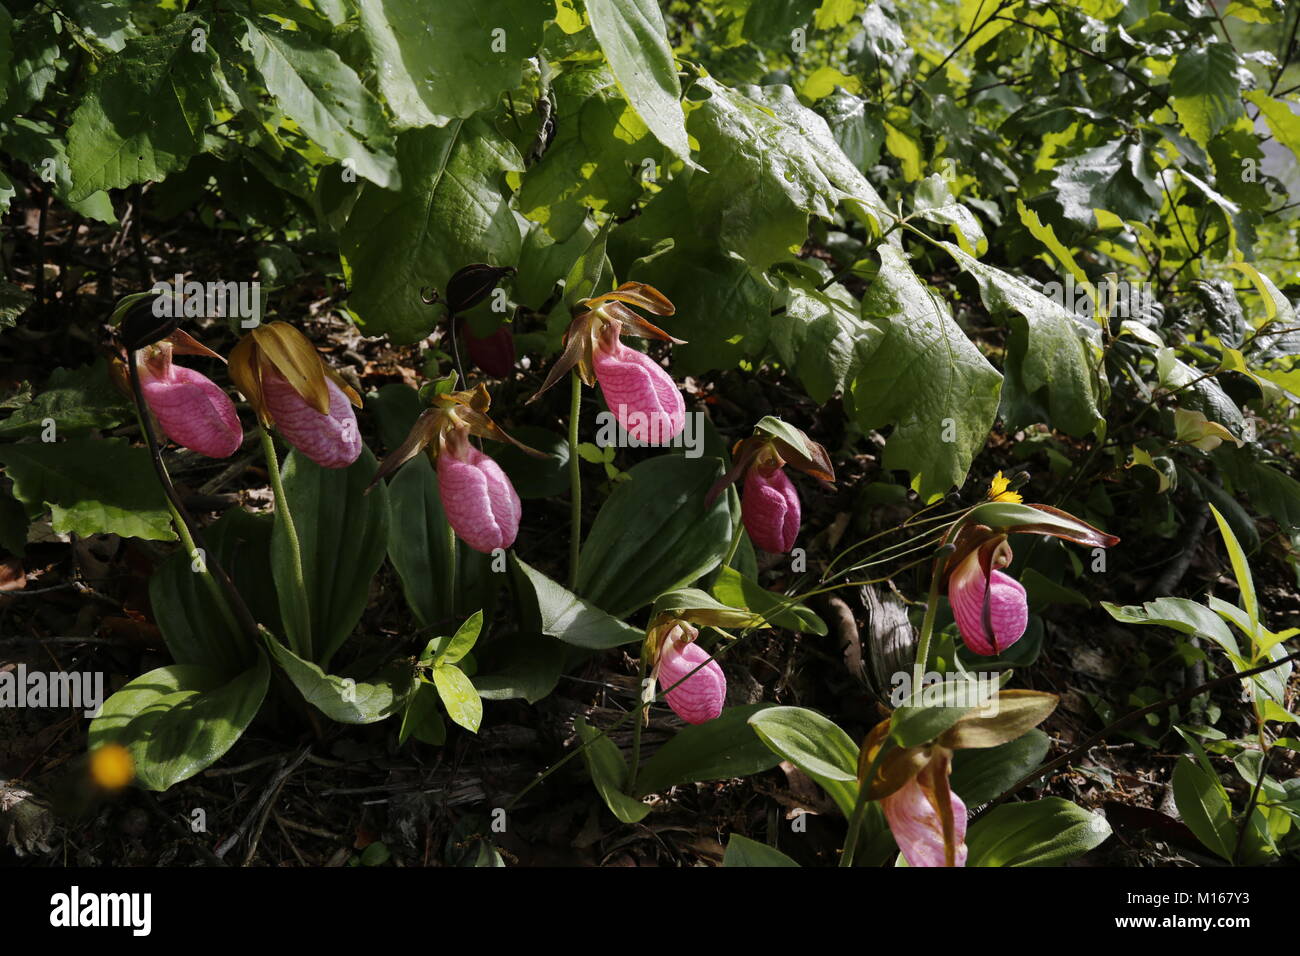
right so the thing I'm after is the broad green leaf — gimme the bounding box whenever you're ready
[1051,140,1161,227]
[399,681,446,746]
[0,359,132,437]
[66,15,227,201]
[341,120,523,344]
[473,631,567,704]
[3,12,60,117]
[1214,449,1300,533]
[437,610,483,666]
[629,245,775,373]
[1170,43,1244,146]
[0,280,33,327]
[386,455,456,628]
[675,80,888,269]
[966,798,1111,866]
[914,174,985,255]
[432,662,482,733]
[711,565,827,635]
[850,244,1002,498]
[511,555,643,648]
[0,437,175,541]
[576,454,737,617]
[88,657,270,791]
[243,17,397,188]
[272,446,389,667]
[950,729,1051,807]
[748,706,860,818]
[366,382,424,455]
[939,241,1100,436]
[723,833,800,867]
[519,66,655,241]
[487,425,570,499]
[585,0,690,163]
[769,276,878,404]
[263,634,410,724]
[4,117,118,222]
[1016,198,1089,295]
[890,677,998,748]
[1172,755,1236,861]
[634,704,780,796]
[359,0,547,128]
[575,716,651,823]
[742,0,818,46]
[1102,597,1240,658]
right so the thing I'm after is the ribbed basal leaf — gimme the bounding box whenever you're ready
[966,798,1111,866]
[386,455,456,628]
[576,454,736,617]
[263,634,410,724]
[748,706,860,818]
[88,656,269,791]
[150,508,278,678]
[271,446,389,667]
[634,704,779,796]
[511,555,643,648]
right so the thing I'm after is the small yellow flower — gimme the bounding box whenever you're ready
[89,744,135,791]
[987,471,1023,503]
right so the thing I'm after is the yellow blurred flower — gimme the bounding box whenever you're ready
[89,744,135,791]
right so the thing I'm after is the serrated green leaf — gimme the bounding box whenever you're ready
[0,437,175,541]
[341,120,522,344]
[360,0,546,129]
[66,15,226,202]
[585,0,690,163]
[243,17,397,188]
[850,244,1002,498]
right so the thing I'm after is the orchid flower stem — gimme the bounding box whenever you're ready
[568,370,582,590]
[127,348,259,647]
[723,498,744,568]
[260,427,310,659]
[626,646,650,796]
[912,556,948,690]
[159,495,241,641]
[841,739,891,867]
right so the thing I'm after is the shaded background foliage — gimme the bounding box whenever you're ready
[1,0,1299,866]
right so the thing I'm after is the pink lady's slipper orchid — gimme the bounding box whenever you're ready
[860,691,1059,866]
[883,758,969,868]
[940,476,1119,657]
[370,379,545,553]
[133,331,243,459]
[946,534,1028,656]
[530,282,686,445]
[228,321,363,469]
[653,622,726,725]
[705,418,835,554]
